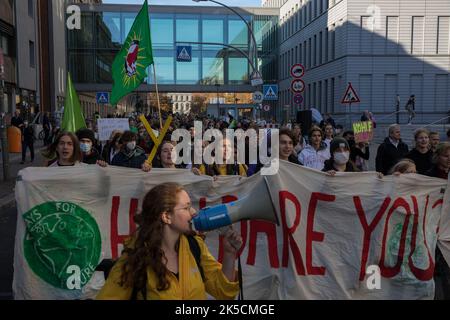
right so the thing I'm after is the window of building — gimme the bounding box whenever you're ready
[299,43,302,64]
[331,77,335,112]
[325,28,329,62]
[29,41,35,68]
[28,0,33,18]
[0,34,9,56]
[308,37,312,68]
[313,35,317,66]
[309,2,312,23]
[437,16,450,54]
[318,81,322,109]
[303,40,307,66]
[411,16,425,54]
[319,31,323,65]
[331,24,336,60]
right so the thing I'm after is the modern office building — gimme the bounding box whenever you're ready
[0,0,41,117]
[68,3,279,119]
[275,0,450,124]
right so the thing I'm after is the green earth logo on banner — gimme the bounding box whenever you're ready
[23,202,101,290]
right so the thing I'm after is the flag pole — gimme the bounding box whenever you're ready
[152,64,163,129]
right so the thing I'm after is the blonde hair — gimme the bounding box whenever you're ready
[414,128,430,141]
[433,142,450,164]
[389,159,416,174]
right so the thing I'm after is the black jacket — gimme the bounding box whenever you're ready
[111,146,147,169]
[425,165,449,180]
[405,148,433,175]
[322,159,358,172]
[375,137,409,175]
[82,148,103,165]
[21,126,34,143]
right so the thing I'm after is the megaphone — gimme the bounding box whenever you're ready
[192,178,279,232]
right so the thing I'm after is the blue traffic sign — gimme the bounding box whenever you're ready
[96,92,109,104]
[263,84,278,101]
[176,46,192,62]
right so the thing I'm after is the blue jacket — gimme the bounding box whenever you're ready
[111,147,147,169]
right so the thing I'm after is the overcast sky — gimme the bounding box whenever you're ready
[103,0,261,6]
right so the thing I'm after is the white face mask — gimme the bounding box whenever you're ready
[334,151,350,165]
[127,141,136,151]
[80,142,92,153]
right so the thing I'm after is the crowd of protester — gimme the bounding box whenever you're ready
[10,107,450,300]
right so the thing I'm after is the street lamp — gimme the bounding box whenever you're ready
[192,0,260,84]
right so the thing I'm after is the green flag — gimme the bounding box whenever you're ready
[111,0,153,105]
[61,72,86,133]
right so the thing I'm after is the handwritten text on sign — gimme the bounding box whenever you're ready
[352,121,374,143]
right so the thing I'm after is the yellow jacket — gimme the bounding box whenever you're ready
[96,235,239,300]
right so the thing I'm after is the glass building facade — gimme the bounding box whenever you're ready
[68,5,278,89]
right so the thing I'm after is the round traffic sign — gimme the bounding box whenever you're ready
[291,79,305,93]
[294,94,303,105]
[290,64,305,78]
[263,105,270,112]
[252,91,264,103]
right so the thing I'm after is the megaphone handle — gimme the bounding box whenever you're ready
[218,226,240,251]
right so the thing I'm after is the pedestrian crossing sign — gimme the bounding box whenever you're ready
[176,46,192,62]
[263,85,278,101]
[96,92,109,104]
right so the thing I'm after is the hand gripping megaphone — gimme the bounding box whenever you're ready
[191,178,279,232]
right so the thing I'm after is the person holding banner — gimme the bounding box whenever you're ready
[322,137,358,174]
[405,128,433,175]
[76,128,107,167]
[425,142,450,300]
[111,131,152,172]
[101,131,123,165]
[425,142,450,180]
[279,129,300,164]
[389,159,417,175]
[153,141,183,169]
[96,183,242,300]
[200,138,248,177]
[43,131,83,167]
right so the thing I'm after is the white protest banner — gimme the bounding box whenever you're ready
[97,118,130,141]
[13,162,449,300]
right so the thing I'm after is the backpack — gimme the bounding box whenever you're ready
[95,235,204,300]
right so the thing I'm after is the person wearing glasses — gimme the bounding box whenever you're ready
[97,182,242,300]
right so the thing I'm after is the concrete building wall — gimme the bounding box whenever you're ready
[277,0,450,125]
[15,0,38,93]
[50,0,67,112]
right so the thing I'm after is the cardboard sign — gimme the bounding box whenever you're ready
[97,119,130,141]
[352,121,374,143]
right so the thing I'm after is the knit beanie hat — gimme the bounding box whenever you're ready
[330,137,350,154]
[76,128,96,144]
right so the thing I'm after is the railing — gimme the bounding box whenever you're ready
[373,110,403,123]
[423,115,450,128]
